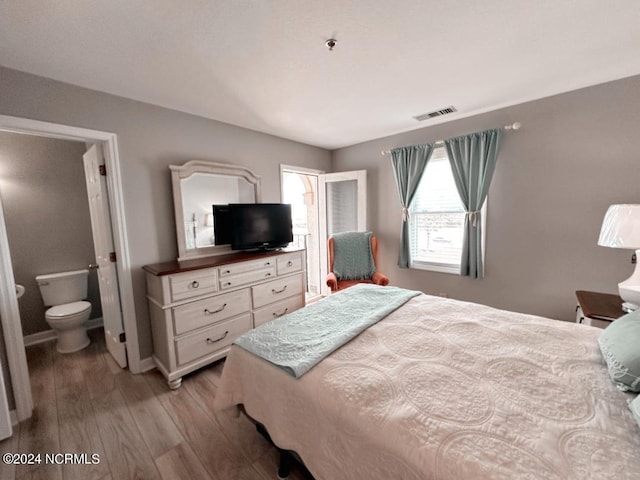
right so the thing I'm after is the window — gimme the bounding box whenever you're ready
[409,146,484,274]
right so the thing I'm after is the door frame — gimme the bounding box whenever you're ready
[280,164,324,301]
[0,114,140,422]
[318,170,368,296]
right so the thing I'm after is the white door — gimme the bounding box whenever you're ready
[0,223,15,438]
[318,170,367,295]
[83,145,127,368]
[0,356,12,440]
[0,190,33,433]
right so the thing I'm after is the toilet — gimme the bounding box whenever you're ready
[36,269,92,353]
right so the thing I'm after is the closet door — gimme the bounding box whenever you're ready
[318,170,367,295]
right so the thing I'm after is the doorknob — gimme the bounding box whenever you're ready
[89,264,99,270]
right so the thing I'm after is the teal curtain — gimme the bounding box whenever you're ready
[390,144,435,268]
[445,129,502,278]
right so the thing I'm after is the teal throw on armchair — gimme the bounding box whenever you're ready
[326,231,390,291]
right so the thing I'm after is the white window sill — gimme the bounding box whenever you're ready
[410,261,461,275]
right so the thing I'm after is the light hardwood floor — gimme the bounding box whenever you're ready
[0,329,308,480]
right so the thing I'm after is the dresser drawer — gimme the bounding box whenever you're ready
[219,257,277,277]
[220,267,276,290]
[252,273,303,309]
[173,289,251,335]
[169,270,218,302]
[277,252,303,276]
[175,313,251,366]
[253,295,305,328]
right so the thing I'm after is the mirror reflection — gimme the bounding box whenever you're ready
[181,173,255,248]
[171,160,261,260]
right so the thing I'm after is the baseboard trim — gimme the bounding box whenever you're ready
[139,356,156,373]
[23,317,104,347]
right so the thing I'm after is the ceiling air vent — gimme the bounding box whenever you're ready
[413,106,457,122]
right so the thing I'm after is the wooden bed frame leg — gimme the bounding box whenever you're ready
[278,450,292,479]
[254,422,306,479]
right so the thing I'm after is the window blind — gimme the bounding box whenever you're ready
[409,147,465,268]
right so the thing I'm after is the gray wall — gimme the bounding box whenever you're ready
[0,132,102,336]
[0,66,332,363]
[332,74,640,321]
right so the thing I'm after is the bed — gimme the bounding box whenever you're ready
[214,286,640,479]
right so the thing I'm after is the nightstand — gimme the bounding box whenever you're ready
[575,290,626,329]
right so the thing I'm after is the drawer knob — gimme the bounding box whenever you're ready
[272,285,287,294]
[287,260,293,267]
[191,281,200,289]
[265,272,272,277]
[273,308,289,318]
[223,282,232,287]
[204,304,227,315]
[265,261,272,266]
[206,331,229,344]
[223,269,231,274]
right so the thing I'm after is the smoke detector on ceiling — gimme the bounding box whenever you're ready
[325,38,337,51]
[413,106,457,122]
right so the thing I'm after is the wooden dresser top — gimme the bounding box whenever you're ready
[143,247,303,276]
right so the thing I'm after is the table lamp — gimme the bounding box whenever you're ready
[598,204,640,312]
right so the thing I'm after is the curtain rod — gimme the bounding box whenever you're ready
[380,122,521,155]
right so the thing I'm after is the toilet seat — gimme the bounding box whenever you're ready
[46,301,91,318]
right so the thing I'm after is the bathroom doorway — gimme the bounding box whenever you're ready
[0,115,139,423]
[0,132,105,344]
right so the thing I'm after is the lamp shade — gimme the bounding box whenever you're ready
[598,204,640,249]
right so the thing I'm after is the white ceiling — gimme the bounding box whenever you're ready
[1,1,639,149]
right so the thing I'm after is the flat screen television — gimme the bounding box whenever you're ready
[229,203,293,251]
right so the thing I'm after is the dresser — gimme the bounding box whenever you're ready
[144,248,306,388]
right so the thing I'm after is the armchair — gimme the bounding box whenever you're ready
[326,231,390,292]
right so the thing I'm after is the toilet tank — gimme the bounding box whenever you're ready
[35,269,90,306]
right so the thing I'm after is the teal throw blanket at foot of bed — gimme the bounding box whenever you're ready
[234,283,421,377]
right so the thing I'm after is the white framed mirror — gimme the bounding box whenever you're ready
[170,160,261,261]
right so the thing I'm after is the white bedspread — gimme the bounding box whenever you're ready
[215,294,640,479]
